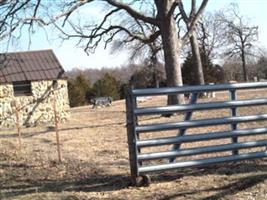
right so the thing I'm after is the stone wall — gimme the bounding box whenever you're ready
[0,80,70,129]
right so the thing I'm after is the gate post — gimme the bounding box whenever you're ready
[125,89,139,185]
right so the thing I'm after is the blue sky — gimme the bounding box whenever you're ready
[2,0,267,71]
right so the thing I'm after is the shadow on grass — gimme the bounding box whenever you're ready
[1,160,267,199]
[152,161,267,200]
[158,173,267,200]
[200,173,267,200]
[149,159,267,182]
[0,173,131,199]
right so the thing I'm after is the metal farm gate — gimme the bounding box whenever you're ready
[125,82,267,186]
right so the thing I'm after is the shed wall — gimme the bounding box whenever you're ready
[0,80,70,128]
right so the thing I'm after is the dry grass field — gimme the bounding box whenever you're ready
[0,89,267,200]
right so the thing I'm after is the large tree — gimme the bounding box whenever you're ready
[218,4,258,82]
[197,12,225,61]
[0,0,209,105]
[178,0,207,86]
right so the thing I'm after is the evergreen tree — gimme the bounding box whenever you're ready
[256,56,267,79]
[91,73,120,100]
[182,51,225,85]
[68,73,91,107]
[182,52,198,85]
[130,64,165,89]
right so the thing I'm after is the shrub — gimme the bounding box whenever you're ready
[91,73,120,100]
[182,51,225,85]
[68,73,91,107]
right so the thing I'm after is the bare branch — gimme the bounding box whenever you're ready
[190,0,196,17]
[105,0,159,26]
[177,1,189,23]
[60,0,93,27]
[180,0,209,43]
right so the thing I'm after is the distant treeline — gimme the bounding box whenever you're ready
[66,52,267,107]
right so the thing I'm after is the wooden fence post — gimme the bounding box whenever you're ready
[53,94,62,163]
[13,100,22,151]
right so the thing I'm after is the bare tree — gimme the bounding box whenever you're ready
[178,0,208,86]
[0,0,209,105]
[111,6,163,88]
[218,4,258,82]
[197,12,225,60]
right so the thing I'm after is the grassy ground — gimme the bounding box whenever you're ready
[0,89,267,200]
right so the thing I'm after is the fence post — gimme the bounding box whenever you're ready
[125,89,140,184]
[53,94,62,163]
[14,100,22,151]
[230,89,238,155]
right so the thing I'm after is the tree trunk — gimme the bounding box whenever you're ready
[151,53,159,88]
[155,0,184,105]
[241,49,248,82]
[190,32,205,85]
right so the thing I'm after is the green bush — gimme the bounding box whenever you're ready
[91,73,120,100]
[182,51,225,85]
[68,73,91,107]
[130,65,165,89]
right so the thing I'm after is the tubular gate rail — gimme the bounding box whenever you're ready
[125,82,267,186]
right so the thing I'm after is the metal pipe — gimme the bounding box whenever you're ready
[138,140,267,161]
[132,82,267,97]
[125,90,140,179]
[136,114,267,133]
[134,98,267,116]
[139,151,267,173]
[137,127,267,148]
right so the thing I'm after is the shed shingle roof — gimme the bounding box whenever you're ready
[0,49,65,83]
